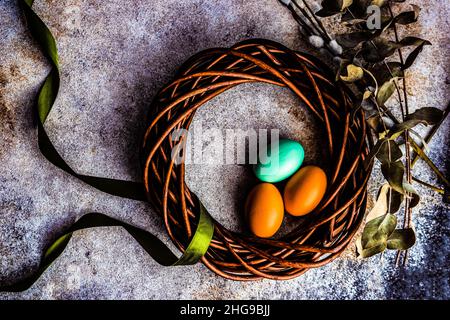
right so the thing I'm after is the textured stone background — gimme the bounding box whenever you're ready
[0,0,449,299]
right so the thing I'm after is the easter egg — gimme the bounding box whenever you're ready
[283,165,327,216]
[253,139,304,183]
[245,183,284,238]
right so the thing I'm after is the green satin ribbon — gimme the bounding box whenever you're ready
[1,0,215,292]
[23,0,146,201]
[2,205,213,292]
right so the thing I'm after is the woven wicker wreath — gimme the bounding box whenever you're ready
[141,39,373,280]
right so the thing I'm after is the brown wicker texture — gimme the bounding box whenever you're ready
[142,39,373,280]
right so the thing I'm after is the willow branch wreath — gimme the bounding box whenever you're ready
[141,39,374,280]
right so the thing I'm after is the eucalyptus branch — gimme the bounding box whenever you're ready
[378,104,449,190]
[387,1,412,266]
[279,0,446,261]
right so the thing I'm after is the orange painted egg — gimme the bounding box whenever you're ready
[284,165,327,216]
[245,183,284,238]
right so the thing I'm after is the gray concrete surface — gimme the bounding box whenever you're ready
[0,0,449,299]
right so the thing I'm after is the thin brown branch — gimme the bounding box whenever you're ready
[388,2,412,266]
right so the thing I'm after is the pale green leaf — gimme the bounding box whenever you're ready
[366,184,390,222]
[387,228,416,250]
[381,160,405,194]
[340,64,364,82]
[357,241,387,258]
[363,90,373,100]
[386,188,404,213]
[376,139,403,164]
[393,5,420,25]
[361,213,398,249]
[377,77,398,106]
[403,182,420,208]
[371,0,387,6]
[388,107,443,139]
[341,0,353,10]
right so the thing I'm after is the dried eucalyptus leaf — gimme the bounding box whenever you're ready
[403,182,420,208]
[346,0,373,19]
[403,41,432,70]
[366,184,390,221]
[367,114,383,132]
[361,37,399,62]
[335,58,351,81]
[388,123,419,140]
[371,62,403,85]
[366,114,394,137]
[386,188,404,213]
[376,139,403,164]
[373,16,395,33]
[385,62,404,78]
[336,31,375,48]
[381,160,405,194]
[371,0,388,6]
[399,36,430,47]
[357,240,387,258]
[351,89,373,122]
[406,107,443,124]
[342,0,354,10]
[409,129,429,151]
[361,213,398,249]
[387,228,416,250]
[364,138,386,168]
[316,0,345,16]
[388,107,443,139]
[340,64,364,82]
[361,37,430,63]
[398,38,432,68]
[392,4,420,25]
[377,77,398,106]
[363,90,373,100]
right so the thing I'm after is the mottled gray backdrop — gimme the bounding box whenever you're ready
[0,0,449,299]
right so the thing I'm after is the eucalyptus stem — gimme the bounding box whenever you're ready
[387,1,413,266]
[279,0,446,264]
[412,176,445,194]
[378,103,449,190]
[373,99,395,216]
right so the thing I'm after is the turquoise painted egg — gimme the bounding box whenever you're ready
[253,139,304,183]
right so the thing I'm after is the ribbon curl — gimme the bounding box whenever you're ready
[1,0,215,292]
